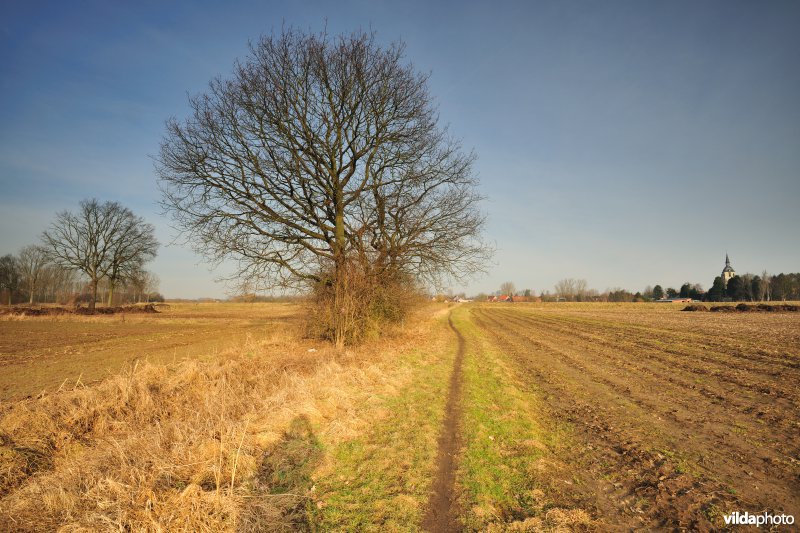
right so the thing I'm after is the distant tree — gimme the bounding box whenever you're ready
[761,270,770,301]
[706,276,725,302]
[500,281,516,297]
[726,275,749,301]
[555,279,576,301]
[739,273,755,301]
[143,272,161,303]
[679,283,692,298]
[45,264,77,304]
[42,199,159,312]
[750,275,763,302]
[770,273,800,301]
[523,288,531,298]
[104,216,158,305]
[643,285,653,299]
[689,283,703,300]
[129,270,161,303]
[607,288,634,302]
[574,279,589,301]
[666,287,678,298]
[771,274,786,301]
[17,245,50,304]
[652,285,664,300]
[0,254,20,306]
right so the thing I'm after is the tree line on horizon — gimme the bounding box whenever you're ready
[0,199,161,309]
[459,273,800,303]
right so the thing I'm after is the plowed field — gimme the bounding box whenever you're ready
[470,304,800,530]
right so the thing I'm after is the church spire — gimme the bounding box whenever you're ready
[722,253,736,286]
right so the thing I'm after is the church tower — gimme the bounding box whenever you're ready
[721,254,736,287]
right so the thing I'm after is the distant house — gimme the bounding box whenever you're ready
[487,294,512,302]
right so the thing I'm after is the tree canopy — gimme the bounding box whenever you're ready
[157,29,489,294]
[42,199,158,311]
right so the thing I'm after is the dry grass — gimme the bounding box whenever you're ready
[0,302,443,531]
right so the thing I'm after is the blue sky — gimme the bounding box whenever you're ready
[1,0,798,298]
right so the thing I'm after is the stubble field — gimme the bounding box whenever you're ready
[0,301,797,530]
[0,302,300,399]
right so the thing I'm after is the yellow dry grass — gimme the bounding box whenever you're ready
[0,302,443,531]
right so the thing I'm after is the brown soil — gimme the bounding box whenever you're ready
[0,304,161,316]
[682,304,709,312]
[471,306,800,531]
[683,303,800,313]
[422,315,465,532]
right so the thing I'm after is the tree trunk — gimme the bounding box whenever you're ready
[89,279,98,312]
[108,282,115,306]
[332,192,347,349]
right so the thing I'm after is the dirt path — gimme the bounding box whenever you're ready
[422,314,465,532]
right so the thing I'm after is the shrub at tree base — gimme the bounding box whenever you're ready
[306,260,420,346]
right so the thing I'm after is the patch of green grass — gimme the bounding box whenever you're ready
[452,307,553,529]
[310,319,454,530]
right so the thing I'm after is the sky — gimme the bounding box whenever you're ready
[1,0,798,298]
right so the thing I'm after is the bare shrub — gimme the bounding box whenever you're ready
[306,259,420,346]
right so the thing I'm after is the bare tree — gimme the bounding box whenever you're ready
[761,270,771,301]
[17,245,50,304]
[499,281,516,296]
[555,278,576,301]
[104,216,158,305]
[0,254,19,306]
[574,279,589,301]
[143,271,160,303]
[157,29,490,345]
[42,199,159,312]
[42,264,77,304]
[128,269,160,303]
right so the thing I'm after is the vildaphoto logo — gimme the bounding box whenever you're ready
[723,511,795,527]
